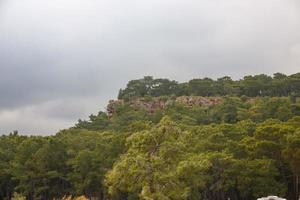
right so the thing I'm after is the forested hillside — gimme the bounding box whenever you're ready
[1,73,300,200]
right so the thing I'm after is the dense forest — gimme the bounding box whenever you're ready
[1,73,300,200]
[118,73,300,100]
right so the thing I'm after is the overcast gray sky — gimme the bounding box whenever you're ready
[0,0,300,135]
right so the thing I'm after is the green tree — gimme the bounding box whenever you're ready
[106,117,190,200]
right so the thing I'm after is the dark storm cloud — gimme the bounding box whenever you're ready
[0,0,299,134]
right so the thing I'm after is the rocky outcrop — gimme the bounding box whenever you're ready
[107,99,124,117]
[106,96,223,117]
[175,96,222,107]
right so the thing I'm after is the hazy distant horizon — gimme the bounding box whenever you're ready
[1,0,299,135]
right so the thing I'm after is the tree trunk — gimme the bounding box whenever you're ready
[295,175,299,200]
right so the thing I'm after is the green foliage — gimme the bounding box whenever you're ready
[1,73,300,200]
[118,73,300,99]
[106,118,203,200]
[11,192,26,200]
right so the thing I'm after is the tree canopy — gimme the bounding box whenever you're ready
[1,73,300,200]
[118,73,300,100]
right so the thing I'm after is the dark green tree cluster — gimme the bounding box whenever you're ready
[1,74,300,200]
[106,117,300,200]
[118,73,300,100]
[0,131,125,200]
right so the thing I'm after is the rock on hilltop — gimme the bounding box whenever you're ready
[107,96,223,117]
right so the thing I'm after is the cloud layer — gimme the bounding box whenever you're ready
[0,0,299,134]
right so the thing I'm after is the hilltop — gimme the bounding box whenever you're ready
[118,73,300,100]
[1,73,300,200]
[75,94,299,132]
